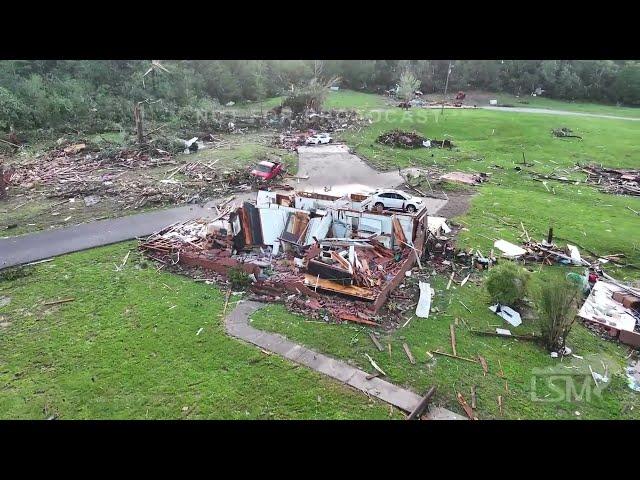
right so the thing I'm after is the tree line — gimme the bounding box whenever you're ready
[0,60,638,133]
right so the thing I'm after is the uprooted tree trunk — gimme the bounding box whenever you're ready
[134,102,144,144]
[0,168,6,200]
[537,278,580,353]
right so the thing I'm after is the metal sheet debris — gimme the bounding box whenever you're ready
[489,304,522,327]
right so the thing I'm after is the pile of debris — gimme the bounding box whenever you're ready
[580,164,640,197]
[292,110,365,133]
[140,189,433,328]
[377,130,456,149]
[377,130,427,148]
[552,127,582,139]
[6,142,255,209]
[9,143,175,190]
[274,132,309,152]
[440,172,488,185]
[578,278,640,348]
[271,111,368,152]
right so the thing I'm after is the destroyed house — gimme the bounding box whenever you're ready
[141,189,443,323]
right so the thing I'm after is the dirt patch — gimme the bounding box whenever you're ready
[433,191,475,219]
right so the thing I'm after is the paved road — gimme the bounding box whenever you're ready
[0,193,253,269]
[482,106,640,121]
[226,300,464,420]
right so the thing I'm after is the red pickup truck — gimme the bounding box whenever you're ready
[250,161,284,182]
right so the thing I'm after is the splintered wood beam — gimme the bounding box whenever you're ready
[402,343,416,365]
[432,350,479,364]
[450,324,457,357]
[369,333,384,352]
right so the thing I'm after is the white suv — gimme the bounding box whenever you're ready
[306,133,333,145]
[365,189,424,213]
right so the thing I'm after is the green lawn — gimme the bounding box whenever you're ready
[0,242,397,419]
[250,106,640,419]
[235,90,386,113]
[339,108,640,272]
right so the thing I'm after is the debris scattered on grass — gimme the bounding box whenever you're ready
[552,127,582,139]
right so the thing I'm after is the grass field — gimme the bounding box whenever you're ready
[235,90,386,113]
[250,101,640,419]
[0,242,396,419]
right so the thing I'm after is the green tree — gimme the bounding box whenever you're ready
[613,61,640,105]
[397,69,420,101]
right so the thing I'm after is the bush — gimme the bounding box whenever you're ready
[537,278,580,352]
[485,262,530,307]
[228,266,252,290]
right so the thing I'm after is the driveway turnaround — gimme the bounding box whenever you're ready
[0,194,255,269]
[295,144,448,213]
[225,299,465,420]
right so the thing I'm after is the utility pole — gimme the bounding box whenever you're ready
[441,60,453,115]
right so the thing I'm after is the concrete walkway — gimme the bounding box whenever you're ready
[225,300,464,420]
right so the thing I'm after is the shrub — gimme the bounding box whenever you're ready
[485,262,530,307]
[537,278,580,352]
[228,266,252,290]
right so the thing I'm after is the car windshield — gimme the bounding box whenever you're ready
[255,164,272,173]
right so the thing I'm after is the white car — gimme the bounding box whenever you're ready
[306,133,332,145]
[364,189,424,213]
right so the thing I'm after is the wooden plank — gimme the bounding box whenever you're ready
[457,392,478,420]
[402,343,416,365]
[392,215,407,244]
[450,324,457,357]
[338,312,377,326]
[432,350,479,364]
[369,333,384,352]
[446,272,454,290]
[43,297,75,306]
[478,355,489,376]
